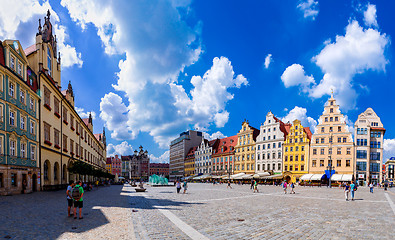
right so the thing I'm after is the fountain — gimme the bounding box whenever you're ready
[148,174,171,187]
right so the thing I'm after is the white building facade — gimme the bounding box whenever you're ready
[195,139,218,174]
[255,112,289,174]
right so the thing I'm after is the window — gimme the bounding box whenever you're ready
[301,146,304,151]
[295,146,299,151]
[338,126,341,132]
[9,82,15,98]
[44,86,51,108]
[330,108,333,113]
[9,110,15,126]
[17,62,22,76]
[312,160,317,167]
[320,160,324,167]
[30,98,34,110]
[337,160,341,167]
[347,148,351,155]
[278,152,281,158]
[273,143,276,148]
[325,117,328,122]
[346,160,351,167]
[285,156,288,162]
[357,139,367,146]
[301,165,304,171]
[295,138,298,143]
[54,129,60,147]
[295,155,299,161]
[272,152,276,159]
[290,156,293,161]
[257,145,260,150]
[31,145,36,160]
[329,127,333,132]
[329,137,333,143]
[313,149,317,155]
[30,121,35,135]
[370,152,381,160]
[301,155,304,161]
[267,153,270,159]
[10,56,15,69]
[335,117,338,121]
[337,148,341,155]
[330,117,333,122]
[330,101,333,106]
[290,147,293,152]
[289,165,293,171]
[278,142,281,148]
[10,140,16,156]
[356,161,367,171]
[320,148,324,155]
[328,148,332,155]
[20,116,25,130]
[343,137,347,143]
[357,128,368,135]
[370,162,380,172]
[20,90,25,104]
[0,105,2,122]
[54,97,60,115]
[356,150,367,159]
[63,107,68,123]
[44,122,51,143]
[21,143,26,158]
[321,127,324,133]
[321,138,324,143]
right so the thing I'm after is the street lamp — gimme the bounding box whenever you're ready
[326,158,334,188]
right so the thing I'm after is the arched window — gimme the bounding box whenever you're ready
[44,161,49,180]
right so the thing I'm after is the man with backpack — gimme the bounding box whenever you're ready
[72,180,84,219]
[350,181,357,201]
[66,180,75,217]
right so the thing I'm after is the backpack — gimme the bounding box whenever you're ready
[72,186,81,200]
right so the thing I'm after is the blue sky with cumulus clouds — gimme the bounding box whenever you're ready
[1,0,395,162]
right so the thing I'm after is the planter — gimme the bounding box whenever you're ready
[44,140,52,146]
[44,103,51,111]
[54,144,60,149]
[54,112,60,118]
[63,120,68,125]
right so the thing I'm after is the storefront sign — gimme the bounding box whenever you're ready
[371,175,378,179]
[358,174,365,179]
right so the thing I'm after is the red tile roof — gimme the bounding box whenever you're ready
[371,127,386,133]
[185,146,197,159]
[304,127,313,140]
[94,133,102,141]
[212,135,238,157]
[24,44,36,56]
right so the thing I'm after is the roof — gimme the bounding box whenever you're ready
[371,127,386,133]
[61,90,67,96]
[106,158,112,164]
[185,146,198,159]
[82,118,90,126]
[94,133,102,141]
[24,44,36,56]
[0,41,5,66]
[303,127,313,140]
[212,135,238,156]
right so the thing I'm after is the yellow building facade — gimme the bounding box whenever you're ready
[234,120,259,174]
[184,146,196,177]
[283,119,312,183]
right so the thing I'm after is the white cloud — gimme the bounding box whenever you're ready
[107,141,134,157]
[150,151,170,164]
[75,107,96,120]
[364,3,378,28]
[282,20,389,110]
[281,106,317,133]
[0,0,83,68]
[203,131,227,141]
[281,64,314,91]
[297,0,319,20]
[384,139,395,161]
[264,54,272,69]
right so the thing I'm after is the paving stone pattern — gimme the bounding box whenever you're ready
[0,183,394,239]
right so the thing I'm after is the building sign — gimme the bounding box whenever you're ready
[358,174,365,179]
[37,172,40,185]
[371,175,378,179]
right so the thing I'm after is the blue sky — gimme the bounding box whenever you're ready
[1,0,394,162]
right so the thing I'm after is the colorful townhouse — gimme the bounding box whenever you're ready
[234,120,259,174]
[212,135,237,176]
[283,119,312,183]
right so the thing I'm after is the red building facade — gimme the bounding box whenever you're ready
[149,163,170,177]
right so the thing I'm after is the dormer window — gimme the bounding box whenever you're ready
[47,46,52,76]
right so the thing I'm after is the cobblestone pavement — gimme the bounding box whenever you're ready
[131,183,395,240]
[0,184,135,240]
[1,183,395,239]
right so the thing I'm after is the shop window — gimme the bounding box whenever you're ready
[11,173,17,187]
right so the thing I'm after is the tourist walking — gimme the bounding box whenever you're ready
[183,180,188,194]
[227,180,232,189]
[72,180,84,219]
[344,183,350,201]
[250,180,254,190]
[350,181,357,201]
[290,182,295,194]
[283,181,287,194]
[66,180,75,217]
[176,181,181,193]
[369,183,374,193]
[253,180,259,193]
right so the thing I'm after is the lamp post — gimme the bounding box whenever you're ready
[326,159,334,188]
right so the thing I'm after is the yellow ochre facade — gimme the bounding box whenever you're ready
[234,120,259,174]
[283,119,312,183]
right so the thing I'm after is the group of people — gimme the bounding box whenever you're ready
[343,181,358,201]
[281,181,295,194]
[66,180,85,219]
[175,180,188,194]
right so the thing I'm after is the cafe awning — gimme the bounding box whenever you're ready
[310,174,325,181]
[231,173,246,179]
[242,174,253,179]
[330,174,343,181]
[330,174,353,181]
[300,174,314,181]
